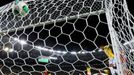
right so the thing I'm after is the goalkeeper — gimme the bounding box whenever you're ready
[101,45,117,75]
[102,45,115,67]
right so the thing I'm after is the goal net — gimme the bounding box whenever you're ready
[105,0,134,75]
[0,0,133,75]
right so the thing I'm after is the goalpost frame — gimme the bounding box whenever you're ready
[105,0,134,74]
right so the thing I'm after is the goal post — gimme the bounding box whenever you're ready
[105,0,134,74]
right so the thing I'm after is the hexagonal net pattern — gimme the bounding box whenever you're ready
[105,0,134,75]
[0,0,133,75]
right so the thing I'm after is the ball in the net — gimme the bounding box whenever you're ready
[12,1,29,16]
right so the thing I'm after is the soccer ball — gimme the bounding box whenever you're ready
[12,1,29,16]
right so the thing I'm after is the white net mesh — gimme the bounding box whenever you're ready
[0,0,105,31]
[0,0,133,75]
[105,0,134,75]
